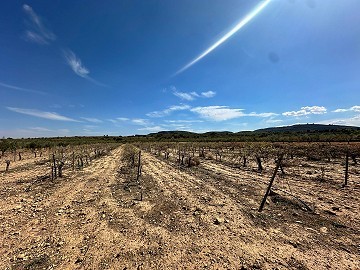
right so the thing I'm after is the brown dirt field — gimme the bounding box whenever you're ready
[0,145,359,269]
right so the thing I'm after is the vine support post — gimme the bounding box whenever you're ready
[72,152,75,171]
[5,160,10,172]
[343,151,349,187]
[258,154,284,212]
[52,154,57,179]
[136,150,141,182]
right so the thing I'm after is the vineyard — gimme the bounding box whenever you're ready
[0,140,359,269]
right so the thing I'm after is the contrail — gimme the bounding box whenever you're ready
[175,0,272,75]
[0,82,46,95]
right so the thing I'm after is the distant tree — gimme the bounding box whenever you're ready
[0,139,10,158]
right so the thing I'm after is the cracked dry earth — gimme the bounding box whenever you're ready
[0,145,359,269]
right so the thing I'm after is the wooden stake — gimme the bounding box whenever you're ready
[258,154,284,212]
[136,150,141,182]
[72,152,75,171]
[52,154,57,179]
[344,151,349,187]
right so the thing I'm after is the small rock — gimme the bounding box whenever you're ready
[17,253,26,260]
[75,258,83,264]
[320,227,328,234]
[324,210,336,216]
[214,217,224,225]
[288,240,300,248]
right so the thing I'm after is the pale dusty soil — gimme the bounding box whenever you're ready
[0,146,359,269]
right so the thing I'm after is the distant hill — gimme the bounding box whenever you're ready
[3,123,359,143]
[255,124,360,133]
[142,123,360,142]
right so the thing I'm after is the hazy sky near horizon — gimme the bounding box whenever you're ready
[1,0,359,138]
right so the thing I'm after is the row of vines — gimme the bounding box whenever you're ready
[1,140,119,179]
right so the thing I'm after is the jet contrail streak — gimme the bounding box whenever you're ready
[175,0,271,75]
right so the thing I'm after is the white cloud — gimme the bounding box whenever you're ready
[107,118,129,123]
[165,120,203,123]
[191,106,245,121]
[83,125,97,129]
[201,91,216,98]
[190,92,200,97]
[170,86,216,101]
[6,107,80,122]
[138,126,165,132]
[332,109,348,113]
[62,49,107,86]
[319,115,360,126]
[191,106,276,121]
[351,106,360,112]
[22,4,56,45]
[266,119,283,124]
[332,106,360,113]
[80,117,103,123]
[117,117,129,121]
[247,112,278,117]
[0,82,46,95]
[22,5,105,87]
[24,30,48,45]
[29,127,52,132]
[173,91,196,101]
[282,106,327,117]
[147,104,190,118]
[63,50,90,78]
[132,119,149,125]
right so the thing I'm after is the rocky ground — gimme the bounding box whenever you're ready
[0,145,359,269]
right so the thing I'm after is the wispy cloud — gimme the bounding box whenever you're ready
[173,91,197,101]
[63,49,107,86]
[0,82,46,95]
[22,4,56,44]
[282,106,327,117]
[80,117,103,123]
[191,106,276,121]
[247,112,278,117]
[83,125,98,129]
[6,107,80,122]
[174,0,271,75]
[164,120,203,123]
[132,118,149,125]
[265,118,283,124]
[147,104,190,118]
[63,49,90,78]
[332,106,360,113]
[171,87,216,101]
[117,117,129,121]
[107,117,129,123]
[21,5,105,87]
[138,126,165,132]
[319,115,360,126]
[29,127,52,132]
[201,91,216,98]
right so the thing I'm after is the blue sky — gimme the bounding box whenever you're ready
[0,0,359,138]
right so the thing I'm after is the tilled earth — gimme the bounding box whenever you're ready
[0,146,359,269]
